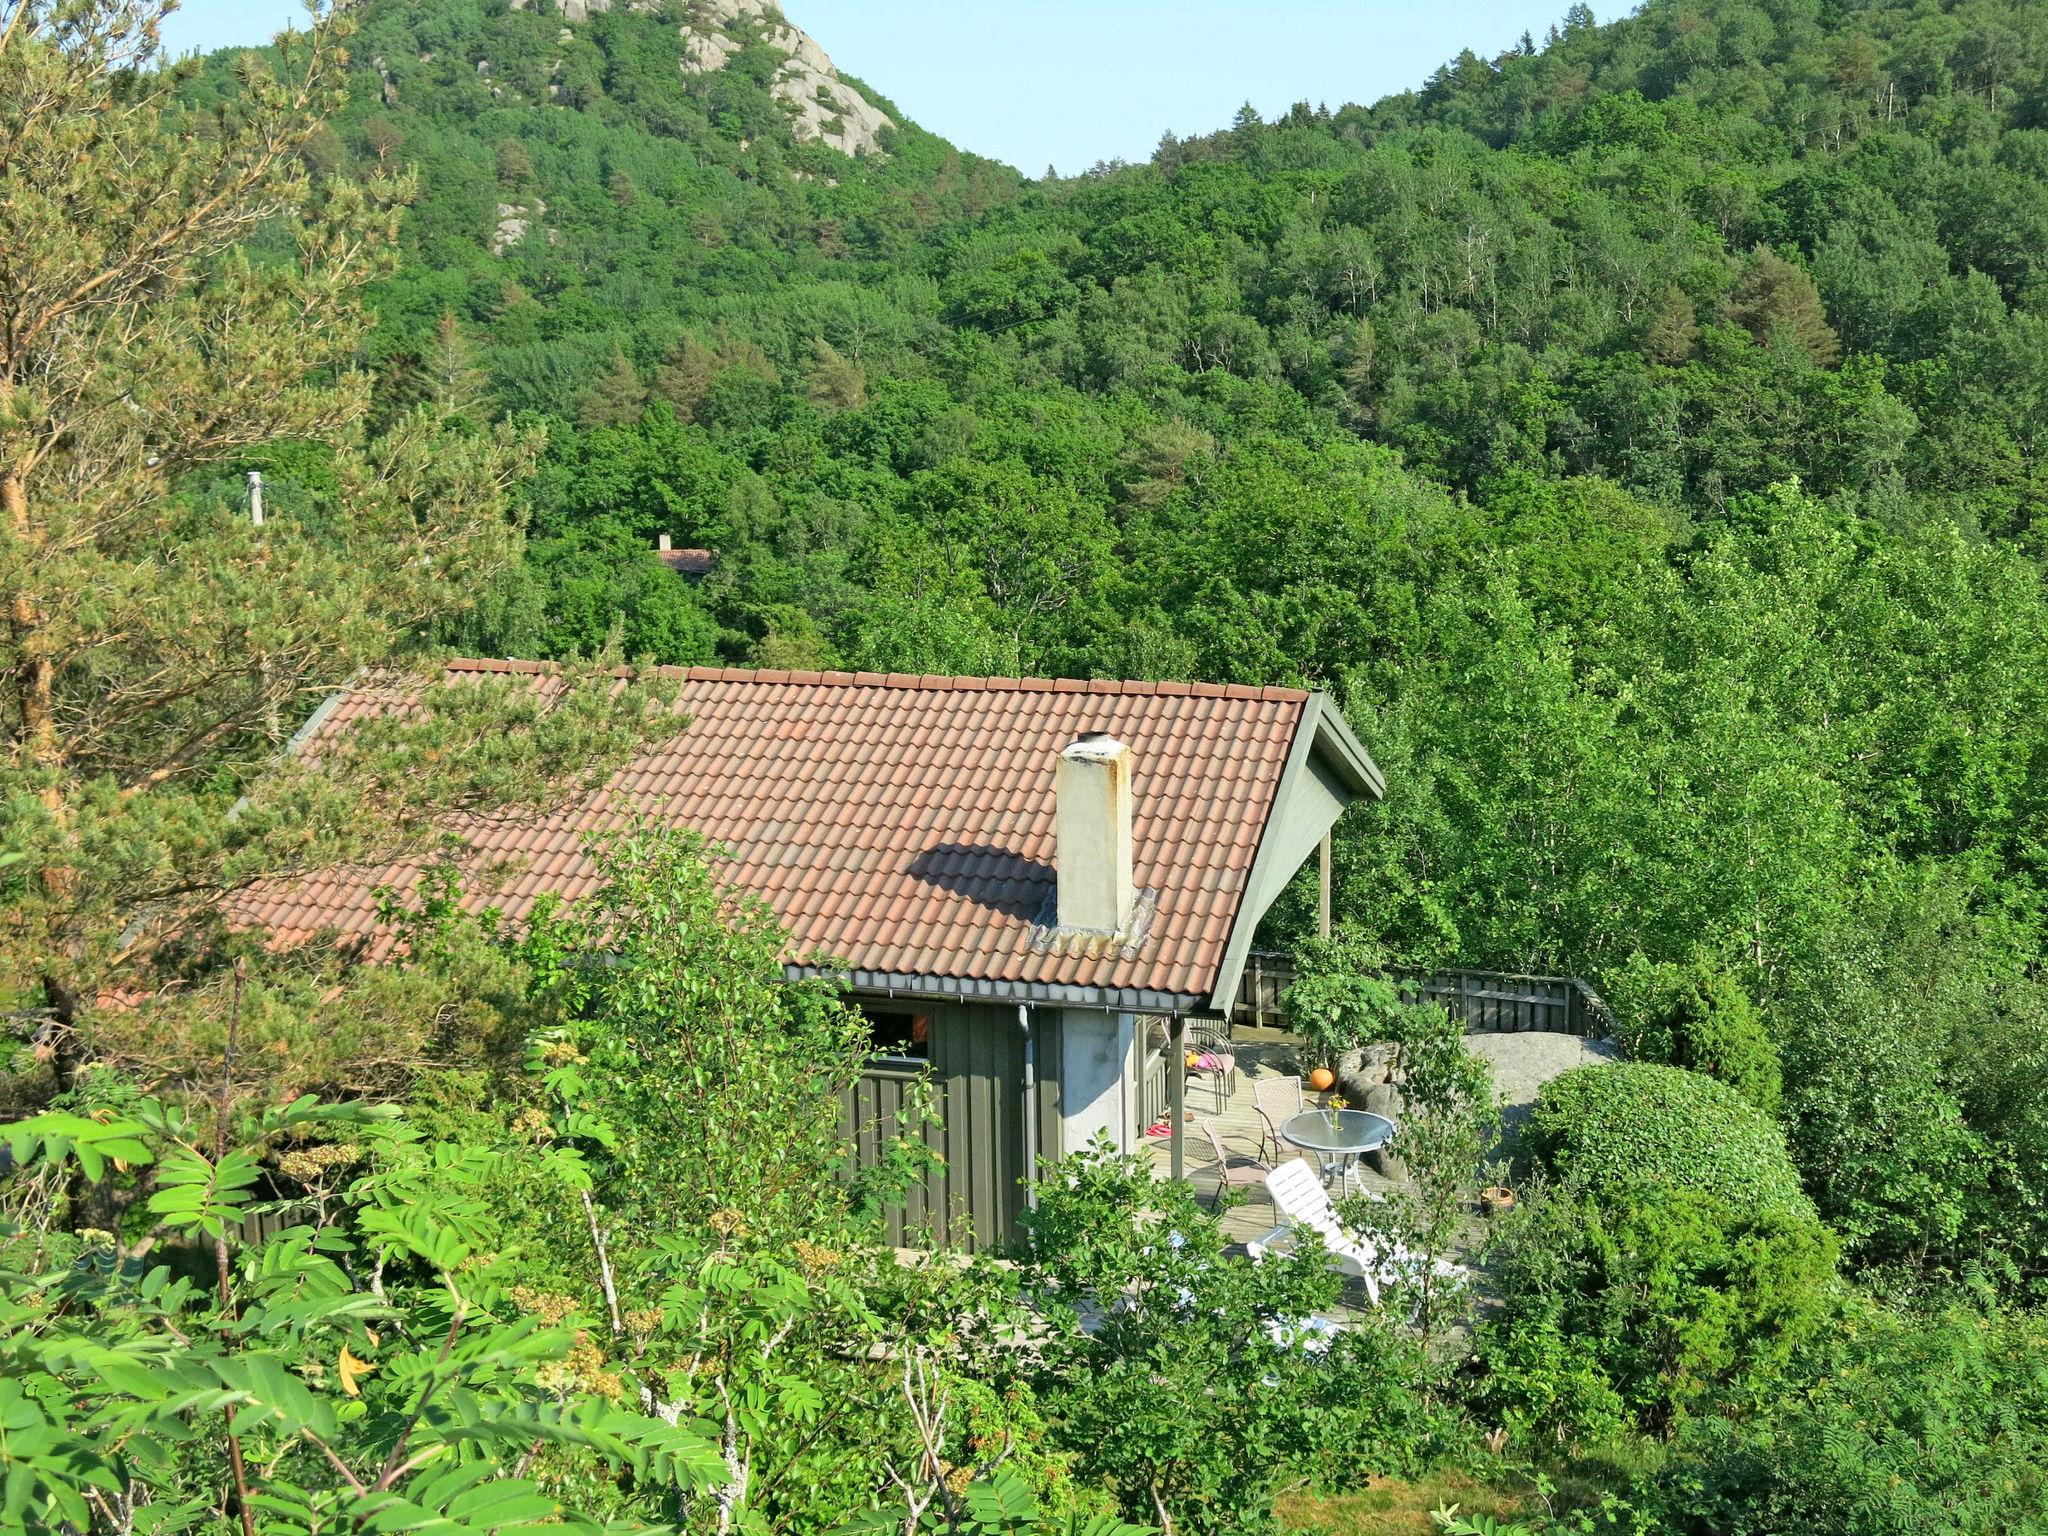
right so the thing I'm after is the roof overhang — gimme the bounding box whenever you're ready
[789,694,1384,1022]
[1204,693,1383,1012]
[787,963,1210,1017]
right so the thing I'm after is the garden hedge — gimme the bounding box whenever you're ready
[1527,1061,1815,1223]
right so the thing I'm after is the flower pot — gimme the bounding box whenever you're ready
[1480,1185,1516,1215]
[1307,1066,1337,1092]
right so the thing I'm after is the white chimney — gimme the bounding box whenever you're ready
[1056,732,1134,935]
[658,532,672,551]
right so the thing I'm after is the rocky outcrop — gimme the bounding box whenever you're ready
[682,1,894,156]
[514,0,893,157]
[491,198,545,255]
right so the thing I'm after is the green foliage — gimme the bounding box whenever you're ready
[1282,931,1423,1067]
[1432,1508,1539,1536]
[1526,1064,1810,1223]
[1655,1299,2048,1535]
[1337,1008,1498,1347]
[1605,957,1782,1113]
[0,1087,721,1534]
[517,823,871,1245]
[1480,1065,1839,1436]
[1020,1141,1455,1536]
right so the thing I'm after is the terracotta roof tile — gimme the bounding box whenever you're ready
[234,662,1315,1003]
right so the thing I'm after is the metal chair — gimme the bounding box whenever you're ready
[1196,1118,1273,1214]
[1183,1018,1238,1113]
[1252,1073,1304,1162]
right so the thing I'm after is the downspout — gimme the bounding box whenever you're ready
[1018,1004,1038,1211]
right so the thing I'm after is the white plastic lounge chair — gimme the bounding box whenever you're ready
[1246,1159,1462,1308]
[1248,1159,1390,1303]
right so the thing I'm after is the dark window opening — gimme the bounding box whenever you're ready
[861,1005,931,1062]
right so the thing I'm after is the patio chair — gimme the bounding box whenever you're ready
[1247,1159,1391,1304]
[1183,1018,1238,1113]
[1247,1159,1463,1308]
[1251,1074,1304,1162]
[1196,1117,1273,1215]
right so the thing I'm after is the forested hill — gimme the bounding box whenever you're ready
[181,0,1024,399]
[187,0,2048,1284]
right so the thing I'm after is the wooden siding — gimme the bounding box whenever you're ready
[1230,951,1612,1038]
[839,1001,1044,1253]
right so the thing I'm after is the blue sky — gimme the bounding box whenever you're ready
[160,1,1587,173]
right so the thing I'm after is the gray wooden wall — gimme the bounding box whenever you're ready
[839,1001,1060,1253]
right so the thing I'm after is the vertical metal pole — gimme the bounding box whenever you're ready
[1167,1012,1185,1181]
[246,470,264,527]
[1319,831,1332,939]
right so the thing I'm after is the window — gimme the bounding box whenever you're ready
[861,1005,931,1062]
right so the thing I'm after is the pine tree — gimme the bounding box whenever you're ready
[651,335,721,417]
[1338,316,1379,424]
[578,350,648,429]
[0,1,664,1070]
[1724,247,1841,367]
[1642,284,1700,365]
[803,337,867,412]
[426,311,490,422]
[1120,418,1217,508]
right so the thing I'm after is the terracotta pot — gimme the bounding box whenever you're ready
[1480,1185,1517,1215]
[1307,1066,1337,1092]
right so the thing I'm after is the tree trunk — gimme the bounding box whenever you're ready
[3,468,61,805]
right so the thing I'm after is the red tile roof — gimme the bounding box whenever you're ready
[238,661,1337,1008]
[656,546,715,577]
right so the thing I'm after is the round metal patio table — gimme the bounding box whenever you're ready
[1280,1108,1395,1197]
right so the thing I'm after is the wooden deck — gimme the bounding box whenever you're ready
[1144,1035,1409,1249]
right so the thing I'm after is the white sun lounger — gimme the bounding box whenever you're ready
[1246,1158,1462,1308]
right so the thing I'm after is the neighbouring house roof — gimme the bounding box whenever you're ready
[656,546,716,577]
[238,661,1383,1014]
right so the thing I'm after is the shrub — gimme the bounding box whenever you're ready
[1526,1062,1809,1222]
[1478,1065,1839,1435]
[1605,956,1782,1113]
[1020,1141,1456,1535]
[1657,1299,2048,1534]
[1283,929,1434,1068]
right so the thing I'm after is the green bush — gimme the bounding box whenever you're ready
[1656,1300,2048,1534]
[1605,957,1782,1113]
[1526,1062,1809,1222]
[1020,1141,1458,1535]
[1282,929,1434,1069]
[1478,1064,1839,1436]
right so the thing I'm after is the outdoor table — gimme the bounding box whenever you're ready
[1280,1108,1395,1197]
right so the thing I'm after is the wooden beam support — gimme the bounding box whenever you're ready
[1167,1013,1185,1181]
[1318,831,1332,939]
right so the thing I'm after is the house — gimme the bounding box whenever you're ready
[654,533,716,579]
[245,662,1384,1250]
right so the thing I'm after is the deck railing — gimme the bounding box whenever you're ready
[1229,951,1611,1039]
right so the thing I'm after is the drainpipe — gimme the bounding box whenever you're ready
[1018,1004,1038,1210]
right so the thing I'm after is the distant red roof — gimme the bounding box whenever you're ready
[656,546,715,576]
[234,661,1379,1010]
